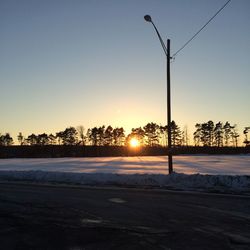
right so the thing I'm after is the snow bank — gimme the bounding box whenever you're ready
[0,170,249,193]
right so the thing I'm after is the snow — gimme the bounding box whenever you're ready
[0,155,249,175]
[0,155,250,192]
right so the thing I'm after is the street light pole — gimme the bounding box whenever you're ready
[166,39,173,174]
[144,15,173,174]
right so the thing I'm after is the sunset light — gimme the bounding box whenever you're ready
[129,138,140,148]
[1,1,250,248]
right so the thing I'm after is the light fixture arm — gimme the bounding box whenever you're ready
[150,21,168,57]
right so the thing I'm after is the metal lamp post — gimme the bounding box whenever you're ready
[144,15,173,174]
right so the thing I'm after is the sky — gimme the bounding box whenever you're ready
[0,0,249,144]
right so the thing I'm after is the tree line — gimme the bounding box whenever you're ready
[0,121,249,147]
[193,121,250,147]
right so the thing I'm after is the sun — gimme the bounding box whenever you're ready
[129,138,140,148]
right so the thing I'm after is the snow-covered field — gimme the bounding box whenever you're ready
[0,155,249,175]
[0,155,250,192]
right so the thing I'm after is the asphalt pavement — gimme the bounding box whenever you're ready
[0,182,250,250]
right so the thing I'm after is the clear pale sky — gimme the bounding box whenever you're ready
[0,0,249,143]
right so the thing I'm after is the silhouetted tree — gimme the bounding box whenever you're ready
[113,127,125,146]
[98,126,105,145]
[37,133,50,145]
[193,123,202,146]
[126,127,145,146]
[0,133,13,146]
[77,125,86,145]
[214,122,224,147]
[56,127,78,145]
[207,120,214,146]
[223,122,232,146]
[26,134,38,145]
[87,127,98,146]
[48,134,57,145]
[243,127,250,147]
[230,125,239,147]
[198,121,214,146]
[193,121,245,147]
[143,122,160,146]
[56,131,64,145]
[25,133,49,146]
[17,132,24,145]
[87,126,105,146]
[194,121,214,146]
[104,125,113,146]
[170,121,182,147]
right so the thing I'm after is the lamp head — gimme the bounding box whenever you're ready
[144,15,152,22]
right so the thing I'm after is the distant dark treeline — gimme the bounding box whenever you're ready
[1,121,250,147]
[0,145,249,158]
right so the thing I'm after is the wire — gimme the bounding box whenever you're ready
[172,0,232,59]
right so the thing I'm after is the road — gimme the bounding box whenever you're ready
[0,182,250,250]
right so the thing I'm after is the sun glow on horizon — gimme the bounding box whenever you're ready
[129,138,140,148]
